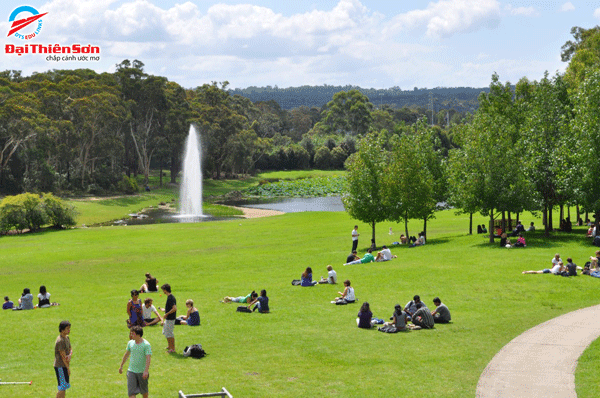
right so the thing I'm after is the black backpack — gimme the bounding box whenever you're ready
[183,344,206,359]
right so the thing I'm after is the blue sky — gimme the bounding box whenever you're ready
[1,0,599,89]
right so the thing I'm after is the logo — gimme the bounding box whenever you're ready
[7,6,47,40]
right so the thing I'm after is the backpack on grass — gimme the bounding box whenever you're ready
[183,344,206,358]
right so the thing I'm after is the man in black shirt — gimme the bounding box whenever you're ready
[159,284,177,353]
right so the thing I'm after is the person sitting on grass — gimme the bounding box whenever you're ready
[139,273,158,293]
[399,234,408,244]
[566,258,578,276]
[317,265,337,284]
[404,295,427,321]
[176,299,200,326]
[375,245,397,262]
[526,222,535,232]
[247,289,269,313]
[3,296,14,310]
[344,249,375,265]
[500,232,511,248]
[14,288,34,310]
[481,224,487,234]
[142,298,162,326]
[333,280,356,305]
[384,304,408,331]
[411,303,435,329]
[36,285,59,308]
[357,302,374,329]
[346,250,359,263]
[410,232,426,247]
[222,291,257,304]
[301,267,317,286]
[431,297,451,323]
[513,233,526,248]
[522,261,564,275]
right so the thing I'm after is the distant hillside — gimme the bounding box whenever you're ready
[228,85,490,112]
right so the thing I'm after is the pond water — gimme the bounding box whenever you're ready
[99,196,344,227]
[223,196,345,213]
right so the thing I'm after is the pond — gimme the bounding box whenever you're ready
[223,196,345,213]
[98,196,345,227]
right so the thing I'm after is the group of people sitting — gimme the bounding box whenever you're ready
[221,289,270,313]
[4,285,59,310]
[522,252,600,277]
[127,273,201,328]
[396,232,426,247]
[357,295,451,332]
[298,265,338,286]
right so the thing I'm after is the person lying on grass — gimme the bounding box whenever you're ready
[142,298,162,326]
[522,261,565,274]
[247,289,269,313]
[333,280,355,305]
[222,291,257,304]
[344,249,375,265]
[301,267,318,286]
[176,299,200,326]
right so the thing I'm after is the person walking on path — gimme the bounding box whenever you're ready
[351,225,359,252]
[119,325,152,398]
[159,284,177,353]
[54,320,72,398]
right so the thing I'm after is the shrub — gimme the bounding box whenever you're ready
[0,193,47,232]
[118,175,139,194]
[42,193,77,229]
[314,146,332,170]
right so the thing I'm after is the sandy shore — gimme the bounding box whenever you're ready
[230,206,284,219]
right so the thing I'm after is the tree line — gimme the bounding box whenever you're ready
[343,25,600,243]
[0,60,465,196]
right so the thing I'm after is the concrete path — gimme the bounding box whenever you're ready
[476,304,600,398]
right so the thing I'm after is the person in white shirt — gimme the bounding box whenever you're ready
[318,265,337,284]
[375,245,397,262]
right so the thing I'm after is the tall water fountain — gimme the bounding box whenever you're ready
[178,125,203,221]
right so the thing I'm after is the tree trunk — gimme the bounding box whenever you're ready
[489,209,495,243]
[508,211,512,231]
[549,205,553,231]
[404,210,409,238]
[501,211,506,233]
[544,203,550,237]
[423,217,427,239]
[585,211,589,224]
[170,156,177,184]
[559,205,564,223]
[469,213,473,235]
[371,220,376,249]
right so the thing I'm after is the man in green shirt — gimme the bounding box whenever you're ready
[119,325,152,398]
[344,248,375,265]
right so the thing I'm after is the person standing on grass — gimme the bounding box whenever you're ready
[119,325,152,398]
[54,320,72,398]
[159,284,176,353]
[351,225,359,252]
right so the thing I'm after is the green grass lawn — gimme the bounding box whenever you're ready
[1,207,599,398]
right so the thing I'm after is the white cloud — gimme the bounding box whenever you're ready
[560,2,575,12]
[504,5,538,17]
[594,8,600,20]
[386,0,501,39]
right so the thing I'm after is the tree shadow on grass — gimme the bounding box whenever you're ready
[474,230,596,249]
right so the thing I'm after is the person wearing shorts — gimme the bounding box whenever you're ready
[119,325,152,398]
[54,320,72,398]
[159,284,176,353]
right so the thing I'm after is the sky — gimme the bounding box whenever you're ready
[1,0,599,90]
